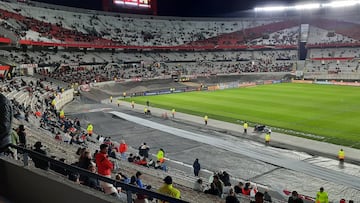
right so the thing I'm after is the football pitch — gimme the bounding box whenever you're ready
[127,83,360,148]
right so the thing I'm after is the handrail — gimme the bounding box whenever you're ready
[9,144,189,203]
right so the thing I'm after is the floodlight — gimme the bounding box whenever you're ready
[323,0,360,8]
[254,0,360,12]
[293,3,321,10]
[254,6,288,12]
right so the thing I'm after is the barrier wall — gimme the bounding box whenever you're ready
[304,73,360,80]
[292,79,360,86]
[0,159,116,203]
[54,88,74,110]
[0,37,11,44]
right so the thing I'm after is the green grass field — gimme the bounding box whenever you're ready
[126,83,360,148]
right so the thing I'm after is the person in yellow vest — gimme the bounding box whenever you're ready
[204,115,208,125]
[243,121,248,134]
[171,109,176,118]
[51,99,56,107]
[123,92,126,99]
[131,101,135,109]
[110,96,113,103]
[265,132,271,145]
[316,187,329,203]
[144,107,148,115]
[158,176,181,200]
[59,109,65,119]
[87,123,93,136]
[157,148,165,163]
[338,149,345,162]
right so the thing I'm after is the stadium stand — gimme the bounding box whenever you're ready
[0,76,251,202]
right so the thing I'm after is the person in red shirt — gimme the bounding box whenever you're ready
[242,182,251,196]
[119,140,128,160]
[95,144,119,197]
[96,144,113,176]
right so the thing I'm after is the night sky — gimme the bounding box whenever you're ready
[34,0,296,17]
[157,0,295,17]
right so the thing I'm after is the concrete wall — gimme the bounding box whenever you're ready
[55,88,74,110]
[0,159,118,203]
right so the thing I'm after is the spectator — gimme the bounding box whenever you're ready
[193,178,204,192]
[225,188,239,203]
[31,141,49,170]
[74,118,81,131]
[78,149,92,169]
[17,124,27,147]
[158,176,181,199]
[134,171,147,189]
[119,139,128,160]
[157,148,165,163]
[115,172,130,184]
[193,158,201,176]
[220,171,231,186]
[316,187,329,203]
[250,192,264,203]
[234,182,244,194]
[154,160,167,172]
[95,144,113,176]
[54,132,62,141]
[134,157,149,167]
[288,191,303,203]
[264,189,272,202]
[10,129,19,160]
[87,123,93,136]
[242,182,251,195]
[250,185,258,198]
[138,142,150,158]
[95,144,118,197]
[205,175,223,197]
[128,153,135,162]
[83,162,102,191]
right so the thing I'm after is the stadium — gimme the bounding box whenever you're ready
[0,0,360,203]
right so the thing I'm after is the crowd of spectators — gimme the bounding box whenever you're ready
[0,0,282,46]
[305,59,359,73]
[0,49,297,85]
[0,0,276,46]
[0,49,297,66]
[309,48,360,58]
[1,0,359,48]
[307,26,356,45]
[249,27,299,46]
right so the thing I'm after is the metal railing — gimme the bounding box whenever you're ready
[9,144,189,203]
